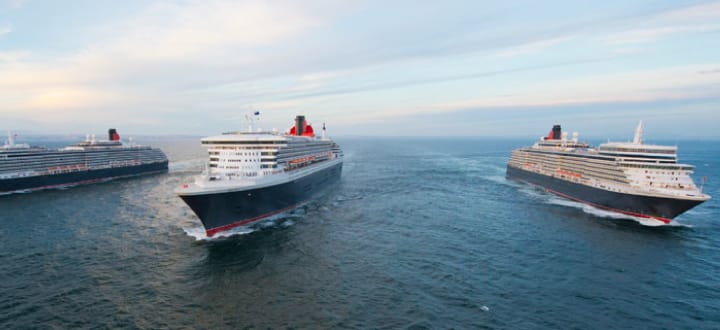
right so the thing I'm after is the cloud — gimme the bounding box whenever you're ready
[699,68,720,74]
[2,1,720,135]
[0,0,337,113]
[437,64,720,108]
[247,59,609,102]
[55,0,331,87]
[605,25,720,44]
[0,0,25,10]
[604,2,720,44]
[0,50,29,62]
[19,87,123,111]
[493,36,573,58]
[335,63,720,124]
[103,1,324,61]
[0,24,10,35]
[655,2,720,21]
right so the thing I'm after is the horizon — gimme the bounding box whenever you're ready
[1,1,719,137]
[11,130,720,142]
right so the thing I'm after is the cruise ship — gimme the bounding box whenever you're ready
[506,122,710,223]
[1,129,168,194]
[176,115,343,237]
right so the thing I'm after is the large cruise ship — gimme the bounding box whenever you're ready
[1,129,168,194]
[506,122,710,223]
[176,115,343,237]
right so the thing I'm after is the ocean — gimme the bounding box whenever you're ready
[1,137,718,329]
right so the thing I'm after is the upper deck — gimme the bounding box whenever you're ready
[178,115,343,195]
[201,131,288,145]
[509,121,709,200]
[197,115,341,181]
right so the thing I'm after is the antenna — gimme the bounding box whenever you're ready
[322,122,327,140]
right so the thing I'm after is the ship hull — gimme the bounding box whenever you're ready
[180,162,343,237]
[506,165,704,222]
[0,161,168,194]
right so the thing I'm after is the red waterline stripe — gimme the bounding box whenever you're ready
[1,170,167,194]
[517,178,672,224]
[205,202,304,237]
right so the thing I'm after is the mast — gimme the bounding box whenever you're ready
[633,120,643,144]
[245,114,254,132]
[245,111,261,132]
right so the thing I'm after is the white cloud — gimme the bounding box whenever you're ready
[104,1,323,61]
[437,64,720,108]
[604,2,720,44]
[605,25,720,44]
[493,36,573,58]
[0,0,25,10]
[655,2,720,21]
[0,24,10,35]
[0,50,28,62]
[0,0,337,117]
[342,63,720,124]
[2,1,720,135]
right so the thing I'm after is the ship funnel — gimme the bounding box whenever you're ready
[295,115,306,136]
[545,124,562,140]
[108,128,120,141]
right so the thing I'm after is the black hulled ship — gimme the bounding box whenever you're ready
[176,115,343,237]
[506,122,710,223]
[0,129,168,194]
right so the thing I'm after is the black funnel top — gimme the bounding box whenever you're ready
[295,115,305,136]
[552,125,561,140]
[108,128,118,141]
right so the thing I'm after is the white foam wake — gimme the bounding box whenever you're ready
[181,208,305,241]
[182,225,256,241]
[483,175,513,186]
[546,196,689,227]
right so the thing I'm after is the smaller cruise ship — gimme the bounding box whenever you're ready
[506,122,710,223]
[176,115,343,237]
[1,129,168,194]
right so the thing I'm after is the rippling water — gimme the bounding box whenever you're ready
[1,137,719,329]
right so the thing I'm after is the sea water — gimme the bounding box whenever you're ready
[1,137,718,328]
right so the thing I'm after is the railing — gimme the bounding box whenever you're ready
[47,164,89,175]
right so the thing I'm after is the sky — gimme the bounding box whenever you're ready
[1,0,719,139]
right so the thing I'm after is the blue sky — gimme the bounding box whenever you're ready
[1,0,719,138]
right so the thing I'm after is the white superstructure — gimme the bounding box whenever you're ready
[0,131,167,180]
[179,116,343,195]
[508,121,709,201]
[2,131,30,150]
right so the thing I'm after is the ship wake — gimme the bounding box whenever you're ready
[182,209,305,241]
[169,158,205,173]
[546,197,690,227]
[183,226,256,241]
